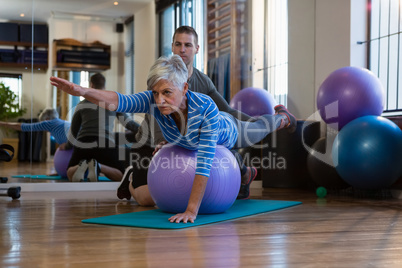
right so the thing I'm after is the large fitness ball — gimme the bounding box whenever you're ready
[54,148,73,178]
[332,116,402,189]
[307,137,350,189]
[317,67,384,130]
[230,87,277,117]
[148,144,241,214]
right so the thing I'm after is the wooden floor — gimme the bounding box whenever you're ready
[0,160,57,183]
[1,162,402,267]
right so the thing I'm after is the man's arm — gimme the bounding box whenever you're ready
[116,113,140,134]
[190,69,253,121]
[136,114,166,146]
[207,89,253,121]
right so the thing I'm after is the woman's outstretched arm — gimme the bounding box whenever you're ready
[50,76,119,111]
[0,121,22,131]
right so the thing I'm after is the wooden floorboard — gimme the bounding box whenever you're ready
[1,162,402,267]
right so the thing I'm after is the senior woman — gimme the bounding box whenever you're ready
[50,55,296,223]
[0,108,70,145]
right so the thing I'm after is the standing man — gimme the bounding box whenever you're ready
[118,26,257,203]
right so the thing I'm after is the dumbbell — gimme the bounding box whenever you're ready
[0,186,21,199]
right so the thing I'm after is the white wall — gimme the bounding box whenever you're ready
[288,0,367,120]
[133,1,156,93]
[288,0,316,120]
[315,0,351,98]
[23,70,50,117]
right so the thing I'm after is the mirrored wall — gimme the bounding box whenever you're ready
[0,0,155,187]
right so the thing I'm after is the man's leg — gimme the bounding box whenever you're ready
[99,164,123,181]
[117,144,154,200]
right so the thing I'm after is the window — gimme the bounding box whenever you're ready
[65,71,89,121]
[252,0,288,107]
[0,73,22,107]
[158,0,204,71]
[369,0,402,114]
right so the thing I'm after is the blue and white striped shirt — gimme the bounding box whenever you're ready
[21,118,71,144]
[116,90,238,177]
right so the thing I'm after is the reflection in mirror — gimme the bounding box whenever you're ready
[49,28,123,184]
[0,0,36,183]
[1,0,155,189]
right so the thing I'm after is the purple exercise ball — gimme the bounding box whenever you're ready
[54,148,73,178]
[230,87,276,116]
[317,66,385,130]
[148,144,241,214]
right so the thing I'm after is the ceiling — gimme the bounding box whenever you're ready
[0,0,153,23]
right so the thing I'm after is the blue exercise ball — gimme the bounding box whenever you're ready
[332,116,402,189]
[317,67,385,130]
[148,144,241,214]
[230,87,277,116]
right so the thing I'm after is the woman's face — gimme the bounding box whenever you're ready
[152,79,188,115]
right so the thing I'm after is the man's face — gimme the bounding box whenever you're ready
[172,33,199,67]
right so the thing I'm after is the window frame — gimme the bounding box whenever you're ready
[368,0,402,115]
[158,0,204,71]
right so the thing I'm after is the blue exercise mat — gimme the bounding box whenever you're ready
[82,199,302,229]
[12,174,111,181]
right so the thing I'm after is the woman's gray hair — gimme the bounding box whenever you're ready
[39,108,59,121]
[147,55,188,91]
